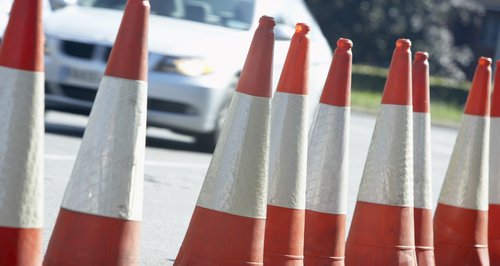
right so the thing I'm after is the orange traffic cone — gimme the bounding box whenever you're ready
[0,0,44,265]
[304,38,352,266]
[345,39,417,265]
[264,23,309,265]
[412,52,435,266]
[173,16,275,265]
[434,57,492,265]
[43,0,149,264]
[490,60,500,266]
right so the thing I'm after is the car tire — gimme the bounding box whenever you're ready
[195,102,227,152]
[195,75,237,152]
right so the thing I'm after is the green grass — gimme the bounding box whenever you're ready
[428,101,463,126]
[351,90,463,127]
[350,90,382,112]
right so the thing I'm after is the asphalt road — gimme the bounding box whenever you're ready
[42,110,458,265]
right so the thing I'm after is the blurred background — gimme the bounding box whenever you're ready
[306,0,499,81]
[47,0,500,80]
[303,0,500,125]
[0,0,497,137]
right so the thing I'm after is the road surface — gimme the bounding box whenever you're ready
[42,110,458,265]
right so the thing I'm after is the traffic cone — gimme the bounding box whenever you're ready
[304,38,352,266]
[173,16,275,265]
[0,0,44,265]
[434,57,491,265]
[345,39,417,265]
[43,0,149,264]
[490,60,500,265]
[264,23,309,265]
[412,52,435,266]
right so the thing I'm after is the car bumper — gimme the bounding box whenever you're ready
[45,61,233,135]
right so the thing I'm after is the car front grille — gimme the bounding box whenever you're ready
[61,40,112,62]
[103,47,112,62]
[60,84,194,115]
[148,98,194,115]
[62,41,95,59]
[61,84,97,102]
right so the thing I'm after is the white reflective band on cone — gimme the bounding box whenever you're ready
[306,104,349,214]
[439,114,489,211]
[491,118,500,204]
[62,76,147,221]
[0,66,44,228]
[197,92,270,219]
[268,92,308,210]
[357,104,414,207]
[414,112,432,209]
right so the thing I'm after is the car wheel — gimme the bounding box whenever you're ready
[195,102,227,152]
[195,75,237,152]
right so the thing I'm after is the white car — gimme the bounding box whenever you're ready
[44,0,332,150]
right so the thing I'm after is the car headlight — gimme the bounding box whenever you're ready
[154,56,214,76]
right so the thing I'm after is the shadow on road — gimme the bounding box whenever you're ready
[45,122,211,154]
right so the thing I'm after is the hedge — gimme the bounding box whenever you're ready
[352,64,471,106]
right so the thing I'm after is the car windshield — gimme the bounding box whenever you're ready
[78,0,255,30]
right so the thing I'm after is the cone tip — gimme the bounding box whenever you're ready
[337,38,353,50]
[276,22,309,95]
[295,23,310,35]
[464,56,492,116]
[104,0,149,80]
[319,38,352,106]
[381,39,412,106]
[413,51,430,113]
[479,57,492,67]
[259,16,276,27]
[235,15,274,98]
[396,38,411,49]
[415,51,428,62]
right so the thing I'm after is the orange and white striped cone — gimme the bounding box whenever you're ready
[43,0,149,265]
[433,57,492,265]
[345,39,417,265]
[0,0,45,265]
[304,38,352,266]
[412,52,435,266]
[490,60,500,265]
[173,16,275,265]
[264,23,309,265]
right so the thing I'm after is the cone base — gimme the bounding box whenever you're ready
[174,206,265,265]
[304,210,345,266]
[489,204,500,265]
[434,203,488,266]
[43,208,140,266]
[414,208,435,266]
[0,226,42,266]
[345,201,416,265]
[304,257,344,266]
[415,249,435,266]
[345,245,415,266]
[434,245,489,266]
[264,205,305,265]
